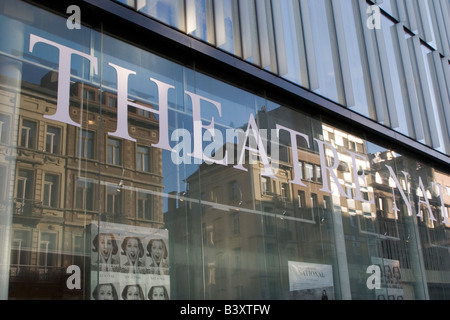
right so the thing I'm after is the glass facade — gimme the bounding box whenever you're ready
[0,0,449,300]
[119,0,450,156]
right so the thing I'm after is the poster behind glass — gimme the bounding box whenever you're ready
[90,222,170,300]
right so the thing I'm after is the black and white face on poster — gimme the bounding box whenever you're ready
[90,222,170,300]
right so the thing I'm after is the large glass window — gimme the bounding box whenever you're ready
[0,0,448,301]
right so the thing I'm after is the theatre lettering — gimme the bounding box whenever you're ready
[29,33,450,225]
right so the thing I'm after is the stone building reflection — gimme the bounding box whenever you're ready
[2,70,449,299]
[2,71,163,299]
[166,106,450,300]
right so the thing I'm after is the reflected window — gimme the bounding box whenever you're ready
[17,170,33,201]
[230,180,238,200]
[11,230,31,271]
[137,145,150,172]
[39,232,57,270]
[0,165,6,201]
[233,247,241,271]
[233,213,239,234]
[0,113,10,144]
[137,191,153,220]
[298,161,304,180]
[266,243,277,268]
[45,126,61,154]
[298,190,306,209]
[102,93,117,108]
[310,193,318,219]
[281,183,289,201]
[261,176,271,195]
[83,88,96,101]
[316,165,322,183]
[346,183,354,199]
[263,207,275,234]
[137,107,151,118]
[107,185,122,216]
[207,262,216,285]
[305,163,314,181]
[78,130,95,159]
[201,192,206,211]
[73,235,84,267]
[76,179,94,210]
[20,120,36,149]
[43,173,59,207]
[324,195,332,213]
[107,138,121,165]
[377,197,386,215]
[279,145,290,163]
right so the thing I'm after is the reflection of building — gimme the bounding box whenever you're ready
[1,0,450,301]
[367,151,450,298]
[166,105,450,300]
[166,108,372,299]
[3,72,163,299]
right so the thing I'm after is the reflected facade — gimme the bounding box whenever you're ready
[0,0,449,300]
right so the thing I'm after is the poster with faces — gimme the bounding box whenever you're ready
[90,222,170,300]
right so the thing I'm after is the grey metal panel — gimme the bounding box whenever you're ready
[440,56,450,153]
[206,0,215,44]
[432,51,450,152]
[231,0,242,58]
[410,35,440,148]
[185,0,196,34]
[396,0,408,25]
[299,0,319,91]
[270,0,288,76]
[177,0,186,33]
[255,0,270,69]
[374,20,398,127]
[439,0,450,55]
[239,0,260,65]
[330,0,355,108]
[357,0,385,123]
[442,57,450,102]
[394,23,424,141]
[290,0,309,87]
[255,0,277,73]
[213,0,226,47]
[415,0,433,42]
[432,0,450,56]
[405,0,418,34]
